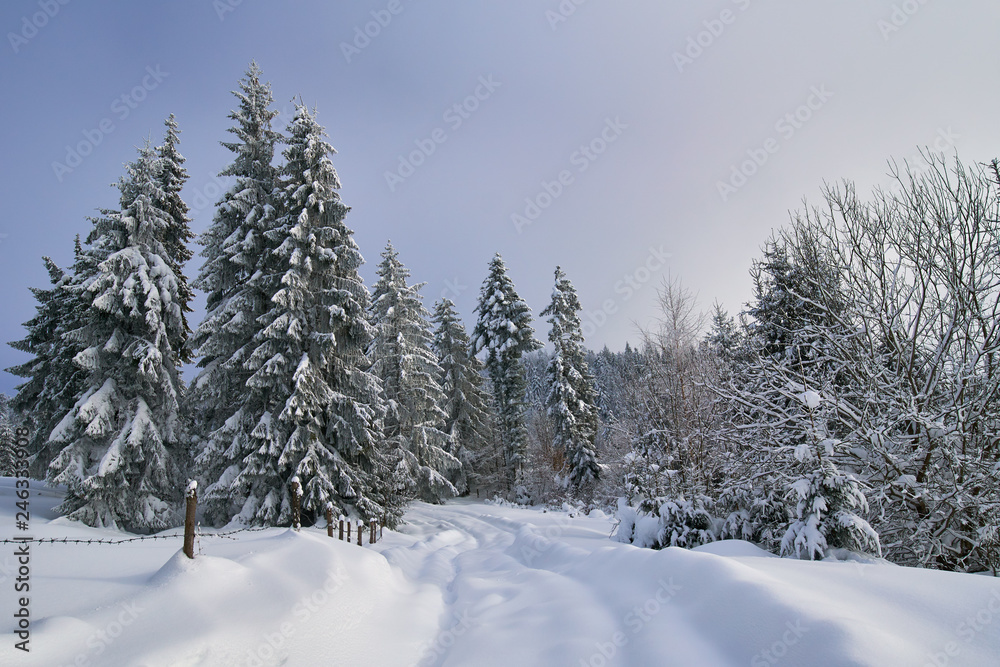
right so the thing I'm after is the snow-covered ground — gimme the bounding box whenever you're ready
[0,479,998,666]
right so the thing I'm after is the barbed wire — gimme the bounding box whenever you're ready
[0,524,276,546]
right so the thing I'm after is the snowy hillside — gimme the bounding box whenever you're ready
[1,478,998,666]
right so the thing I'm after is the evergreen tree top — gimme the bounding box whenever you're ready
[283,103,343,203]
[471,253,540,360]
[542,266,586,348]
[221,62,281,172]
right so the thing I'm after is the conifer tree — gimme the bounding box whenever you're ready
[541,267,600,491]
[432,298,492,495]
[472,254,541,489]
[230,103,392,526]
[7,251,88,477]
[154,114,195,357]
[46,142,186,531]
[0,395,19,476]
[370,242,459,503]
[189,63,283,523]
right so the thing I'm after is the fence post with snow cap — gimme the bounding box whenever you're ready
[183,480,197,559]
[370,518,377,544]
[347,518,352,541]
[291,477,302,531]
[356,519,362,546]
[326,503,334,538]
[339,515,345,541]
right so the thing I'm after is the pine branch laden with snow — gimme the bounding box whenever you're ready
[45,142,186,532]
[369,243,459,504]
[471,254,541,490]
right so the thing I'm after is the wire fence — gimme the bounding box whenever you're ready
[1,479,384,552]
[0,524,273,546]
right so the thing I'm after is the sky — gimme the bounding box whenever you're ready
[1,0,998,396]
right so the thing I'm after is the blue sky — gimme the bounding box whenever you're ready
[2,1,998,395]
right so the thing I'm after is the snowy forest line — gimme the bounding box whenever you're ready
[2,63,999,574]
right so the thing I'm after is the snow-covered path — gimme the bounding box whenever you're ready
[1,481,999,666]
[375,500,1000,666]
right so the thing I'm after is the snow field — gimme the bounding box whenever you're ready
[1,483,999,666]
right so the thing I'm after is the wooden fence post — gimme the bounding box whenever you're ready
[326,503,334,538]
[183,480,197,559]
[339,515,345,541]
[369,518,376,544]
[356,519,362,546]
[380,515,385,540]
[347,518,351,541]
[291,477,302,531]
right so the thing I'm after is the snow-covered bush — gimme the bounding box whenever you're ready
[614,496,718,550]
[717,482,787,551]
[780,462,880,560]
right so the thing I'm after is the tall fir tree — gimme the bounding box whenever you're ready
[471,253,541,489]
[7,249,89,477]
[541,267,600,492]
[154,114,195,358]
[431,298,492,495]
[189,63,284,524]
[0,395,19,476]
[370,242,459,503]
[46,142,186,531]
[228,103,393,526]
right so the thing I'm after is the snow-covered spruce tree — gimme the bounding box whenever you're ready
[46,142,186,531]
[188,63,283,524]
[471,254,541,490]
[0,395,19,476]
[370,242,459,503]
[6,250,89,477]
[711,225,852,553]
[780,389,880,560]
[235,103,393,527]
[431,298,493,495]
[541,267,600,493]
[154,114,195,356]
